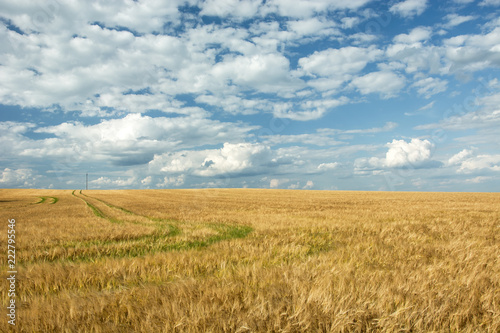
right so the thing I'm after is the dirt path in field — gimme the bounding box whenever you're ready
[20,190,253,264]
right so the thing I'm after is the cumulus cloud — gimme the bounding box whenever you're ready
[448,149,500,173]
[444,26,500,72]
[318,162,339,171]
[384,139,434,167]
[303,180,314,189]
[269,178,280,188]
[91,176,137,188]
[200,0,262,19]
[149,142,277,177]
[448,149,475,166]
[287,17,338,38]
[299,47,383,89]
[2,1,500,191]
[211,53,304,94]
[0,0,499,127]
[0,168,38,187]
[442,14,476,28]
[386,39,442,74]
[355,139,438,173]
[141,176,152,186]
[412,77,448,98]
[460,155,500,172]
[390,0,428,18]
[350,71,406,98]
[157,175,185,188]
[393,27,432,44]
[16,114,257,166]
[260,0,372,18]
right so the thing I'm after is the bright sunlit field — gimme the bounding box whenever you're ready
[1,189,499,332]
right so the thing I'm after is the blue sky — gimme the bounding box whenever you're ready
[1,0,500,191]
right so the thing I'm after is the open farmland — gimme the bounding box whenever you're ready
[1,189,499,332]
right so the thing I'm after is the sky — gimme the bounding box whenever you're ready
[1,0,500,191]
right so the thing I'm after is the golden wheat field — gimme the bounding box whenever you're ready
[0,188,499,332]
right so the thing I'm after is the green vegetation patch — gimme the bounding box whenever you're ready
[35,197,47,204]
[47,190,255,264]
[35,196,59,204]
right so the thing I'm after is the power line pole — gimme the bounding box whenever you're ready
[86,173,88,190]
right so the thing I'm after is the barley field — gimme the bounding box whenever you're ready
[0,189,499,332]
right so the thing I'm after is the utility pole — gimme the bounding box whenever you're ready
[86,173,88,190]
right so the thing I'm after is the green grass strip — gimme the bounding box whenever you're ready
[35,197,47,204]
[56,190,254,265]
[34,196,59,204]
[28,223,252,264]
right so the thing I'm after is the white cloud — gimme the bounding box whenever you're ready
[480,0,500,6]
[412,77,448,98]
[157,175,185,188]
[348,32,379,45]
[149,142,276,177]
[260,0,372,19]
[200,0,262,19]
[448,148,475,165]
[8,114,257,167]
[2,0,500,192]
[303,180,314,189]
[318,162,339,170]
[418,101,435,111]
[299,46,383,79]
[269,178,296,188]
[443,14,476,28]
[272,97,349,121]
[350,71,406,98]
[91,176,137,188]
[404,100,435,115]
[449,149,500,173]
[416,90,500,131]
[211,53,304,94]
[384,138,434,168]
[460,155,500,173]
[355,139,436,172]
[197,143,272,177]
[141,176,152,186]
[386,39,443,74]
[0,168,37,187]
[0,23,190,113]
[465,176,492,183]
[393,27,432,44]
[341,17,361,29]
[287,17,338,38]
[0,0,189,35]
[390,0,428,18]
[444,27,500,73]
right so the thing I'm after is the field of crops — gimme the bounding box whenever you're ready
[1,189,499,332]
